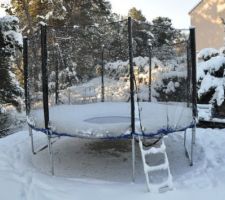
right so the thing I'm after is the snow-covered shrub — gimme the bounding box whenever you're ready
[105,56,187,102]
[0,16,22,56]
[198,48,219,61]
[153,62,188,102]
[219,47,225,56]
[197,47,225,117]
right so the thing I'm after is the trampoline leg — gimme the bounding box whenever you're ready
[184,130,187,150]
[184,128,195,166]
[48,131,54,176]
[29,126,36,155]
[190,126,196,166]
[132,136,135,182]
[193,125,196,145]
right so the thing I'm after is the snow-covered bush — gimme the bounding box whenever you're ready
[105,56,187,102]
[198,48,219,61]
[153,59,188,102]
[0,16,22,56]
[197,47,225,117]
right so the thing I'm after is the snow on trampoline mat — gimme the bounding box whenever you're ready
[29,102,193,137]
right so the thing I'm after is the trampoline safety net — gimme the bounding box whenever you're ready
[24,18,196,139]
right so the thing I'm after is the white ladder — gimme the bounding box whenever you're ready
[139,137,173,193]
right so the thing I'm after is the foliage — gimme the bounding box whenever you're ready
[9,0,112,34]
[7,1,185,98]
[0,16,23,108]
[128,7,146,22]
[151,17,179,47]
[197,48,225,117]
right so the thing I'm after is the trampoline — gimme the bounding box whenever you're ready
[23,17,197,190]
[29,102,193,138]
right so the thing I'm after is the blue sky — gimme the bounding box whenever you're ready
[110,0,200,28]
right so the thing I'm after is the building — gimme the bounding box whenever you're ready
[189,0,225,51]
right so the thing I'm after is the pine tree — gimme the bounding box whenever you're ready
[128,7,146,22]
[150,17,182,61]
[151,17,178,47]
[0,16,23,108]
[9,0,112,33]
[9,0,114,89]
[63,0,111,26]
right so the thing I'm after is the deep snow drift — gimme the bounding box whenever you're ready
[0,128,225,200]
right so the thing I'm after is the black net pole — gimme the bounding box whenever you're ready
[186,41,191,107]
[101,46,105,102]
[41,24,49,129]
[190,28,197,119]
[128,17,136,182]
[148,46,152,102]
[128,17,135,134]
[23,37,30,115]
[187,27,197,166]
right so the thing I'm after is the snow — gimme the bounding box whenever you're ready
[39,21,47,26]
[213,85,224,106]
[29,102,192,137]
[197,104,213,121]
[105,56,163,71]
[165,81,176,94]
[197,54,225,106]
[0,105,6,114]
[197,54,225,108]
[219,47,225,55]
[198,73,224,105]
[45,11,53,20]
[103,56,187,101]
[198,48,219,60]
[0,15,19,23]
[65,77,130,102]
[198,74,223,96]
[0,15,23,49]
[0,128,225,199]
[198,56,225,79]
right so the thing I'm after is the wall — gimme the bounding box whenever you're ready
[190,0,225,51]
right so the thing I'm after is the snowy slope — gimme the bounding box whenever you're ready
[0,128,225,199]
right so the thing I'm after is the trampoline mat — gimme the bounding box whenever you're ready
[28,102,193,138]
[84,116,138,124]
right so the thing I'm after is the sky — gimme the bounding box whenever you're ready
[0,0,200,28]
[110,0,200,28]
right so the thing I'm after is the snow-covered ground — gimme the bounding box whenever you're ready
[0,128,225,199]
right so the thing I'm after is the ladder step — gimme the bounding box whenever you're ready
[141,143,166,155]
[139,137,173,192]
[145,159,169,172]
[148,175,173,193]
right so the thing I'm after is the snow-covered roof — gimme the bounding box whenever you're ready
[189,0,204,15]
